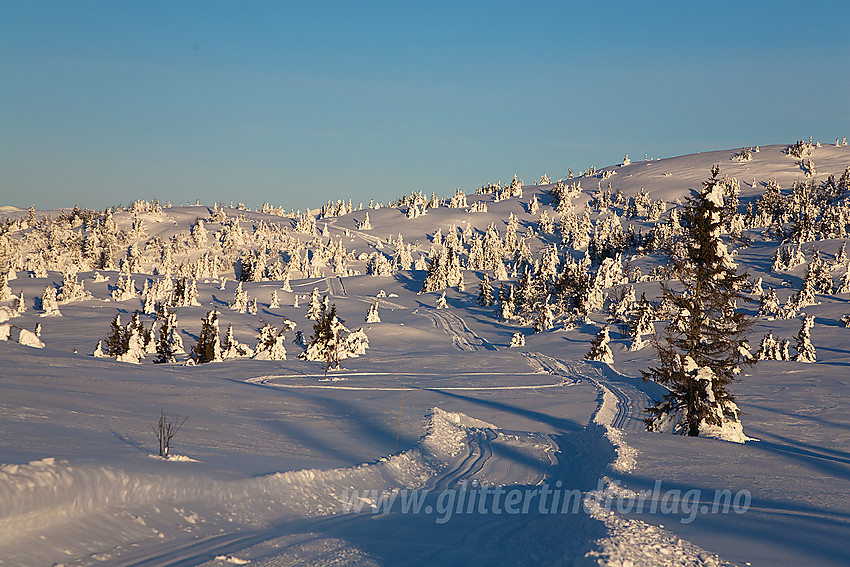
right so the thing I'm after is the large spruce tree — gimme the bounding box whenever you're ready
[643,165,753,439]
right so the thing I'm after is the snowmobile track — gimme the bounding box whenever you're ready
[414,309,494,351]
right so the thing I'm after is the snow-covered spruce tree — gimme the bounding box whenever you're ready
[0,272,11,301]
[585,326,614,364]
[642,165,753,440]
[252,323,286,360]
[112,272,136,302]
[757,287,780,318]
[192,310,223,363]
[533,297,555,333]
[793,315,816,363]
[116,323,146,364]
[509,332,525,347]
[365,302,381,323]
[15,291,26,314]
[103,314,128,357]
[154,309,183,363]
[40,286,61,317]
[435,291,448,310]
[477,274,495,306]
[229,282,249,313]
[757,332,787,361]
[306,288,322,320]
[300,303,366,376]
[269,289,280,309]
[627,293,655,351]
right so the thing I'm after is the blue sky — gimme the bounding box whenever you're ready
[2,1,848,211]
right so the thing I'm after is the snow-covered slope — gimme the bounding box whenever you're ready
[1,140,849,566]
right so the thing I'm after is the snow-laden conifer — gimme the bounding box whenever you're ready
[585,326,614,364]
[40,286,61,317]
[301,302,368,376]
[794,316,816,363]
[627,293,655,351]
[252,323,286,360]
[509,332,525,347]
[306,288,322,320]
[15,291,26,314]
[116,324,145,364]
[365,302,381,323]
[757,287,781,318]
[477,274,494,307]
[192,310,223,363]
[154,309,184,363]
[57,271,92,304]
[435,291,448,310]
[643,165,753,441]
[0,272,11,301]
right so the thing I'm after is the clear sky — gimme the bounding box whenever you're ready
[2,1,848,212]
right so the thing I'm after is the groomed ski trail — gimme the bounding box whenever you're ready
[414,308,495,351]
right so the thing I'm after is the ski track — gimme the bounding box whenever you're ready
[245,374,570,392]
[414,308,495,351]
[520,352,644,429]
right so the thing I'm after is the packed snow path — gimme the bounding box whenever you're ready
[413,308,495,351]
[522,352,660,431]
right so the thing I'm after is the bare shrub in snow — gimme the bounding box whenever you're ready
[152,409,188,459]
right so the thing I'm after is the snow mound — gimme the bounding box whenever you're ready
[583,491,735,567]
[0,407,492,560]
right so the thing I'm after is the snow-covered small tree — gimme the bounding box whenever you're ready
[40,286,61,317]
[0,272,11,301]
[366,252,394,276]
[172,277,201,307]
[57,271,91,303]
[252,323,286,360]
[111,273,136,302]
[757,287,781,318]
[229,282,249,313]
[477,274,495,306]
[154,309,184,363]
[191,218,208,246]
[794,316,816,363]
[533,297,555,333]
[269,289,280,309]
[537,210,554,234]
[116,324,146,363]
[608,284,636,330]
[365,302,381,323]
[192,310,223,363]
[585,326,614,364]
[103,314,128,357]
[627,293,655,351]
[837,263,850,294]
[301,303,350,376]
[806,251,833,295]
[498,284,516,321]
[509,332,525,347]
[357,212,373,230]
[757,332,787,361]
[306,288,322,320]
[435,291,448,310]
[14,291,26,314]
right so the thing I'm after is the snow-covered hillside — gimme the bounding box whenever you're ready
[1,140,849,566]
